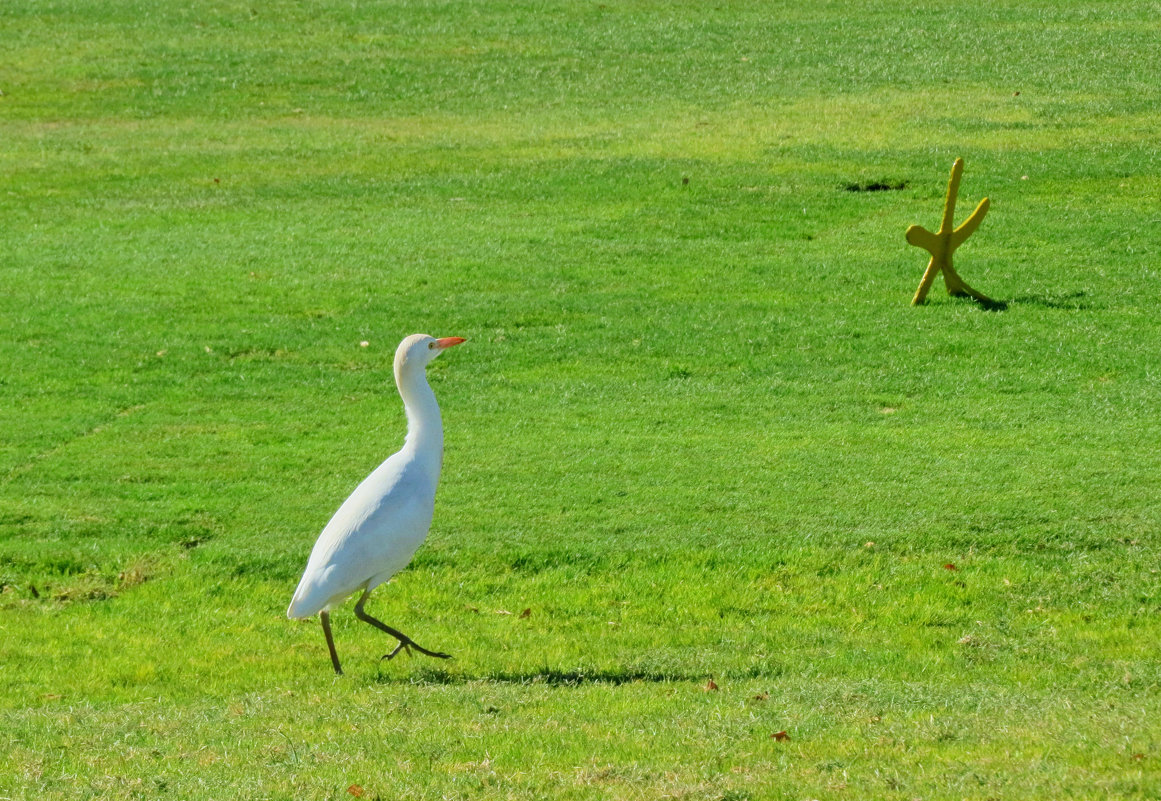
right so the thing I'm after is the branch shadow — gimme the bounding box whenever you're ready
[947,292,1009,312]
[939,290,1094,313]
[1008,291,1092,310]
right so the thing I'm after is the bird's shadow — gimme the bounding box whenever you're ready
[372,665,756,686]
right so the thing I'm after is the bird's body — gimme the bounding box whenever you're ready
[288,333,464,673]
[286,447,436,618]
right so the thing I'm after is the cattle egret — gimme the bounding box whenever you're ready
[288,333,465,674]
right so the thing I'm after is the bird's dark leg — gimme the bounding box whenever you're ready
[353,590,452,660]
[320,610,343,675]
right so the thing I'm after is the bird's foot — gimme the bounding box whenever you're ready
[381,638,451,661]
[382,641,409,661]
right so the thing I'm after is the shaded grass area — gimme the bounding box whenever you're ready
[6,545,1159,688]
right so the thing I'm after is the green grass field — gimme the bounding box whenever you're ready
[2,1,1160,798]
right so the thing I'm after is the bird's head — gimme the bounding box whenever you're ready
[394,333,466,377]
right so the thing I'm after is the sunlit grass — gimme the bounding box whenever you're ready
[2,0,1160,798]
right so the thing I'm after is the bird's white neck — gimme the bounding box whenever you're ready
[396,362,444,479]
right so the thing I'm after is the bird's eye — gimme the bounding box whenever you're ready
[428,342,436,349]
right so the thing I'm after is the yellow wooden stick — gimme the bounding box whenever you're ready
[906,158,992,305]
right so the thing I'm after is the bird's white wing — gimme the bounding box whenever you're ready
[287,452,437,619]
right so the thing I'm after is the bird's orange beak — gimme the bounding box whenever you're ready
[435,337,466,349]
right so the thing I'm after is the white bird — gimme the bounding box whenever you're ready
[288,333,465,674]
